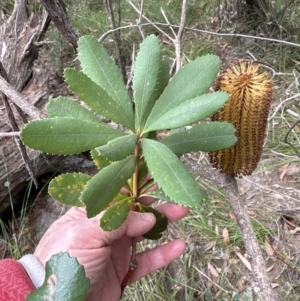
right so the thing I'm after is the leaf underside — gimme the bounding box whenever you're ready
[141,138,206,207]
[139,204,168,240]
[26,252,89,301]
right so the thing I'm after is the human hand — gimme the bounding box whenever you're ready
[34,202,189,301]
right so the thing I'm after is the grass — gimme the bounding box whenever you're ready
[0,180,50,260]
[2,0,300,300]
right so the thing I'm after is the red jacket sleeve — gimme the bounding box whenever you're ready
[0,259,35,301]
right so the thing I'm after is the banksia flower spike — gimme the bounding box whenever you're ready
[209,60,273,176]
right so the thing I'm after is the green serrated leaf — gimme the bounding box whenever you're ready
[20,118,125,155]
[78,36,134,130]
[138,205,168,240]
[144,55,220,133]
[64,69,133,129]
[26,252,89,301]
[95,134,137,161]
[149,59,170,103]
[100,198,132,231]
[46,96,101,124]
[142,188,172,203]
[141,138,206,206]
[81,156,136,217]
[161,121,237,156]
[133,35,161,130]
[90,149,111,169]
[144,91,229,132]
[48,173,91,207]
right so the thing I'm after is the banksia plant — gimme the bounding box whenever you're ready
[209,60,273,176]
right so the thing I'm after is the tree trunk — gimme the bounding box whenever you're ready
[0,1,74,215]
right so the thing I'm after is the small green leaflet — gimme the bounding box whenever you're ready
[64,69,133,129]
[26,252,90,301]
[144,91,229,132]
[81,155,136,218]
[141,138,206,206]
[100,198,133,231]
[95,134,137,161]
[48,173,91,207]
[20,117,125,155]
[144,55,220,133]
[132,35,161,130]
[138,205,168,240]
[46,96,101,124]
[161,122,237,156]
[78,36,134,131]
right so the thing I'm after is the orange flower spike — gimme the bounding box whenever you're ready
[209,60,273,176]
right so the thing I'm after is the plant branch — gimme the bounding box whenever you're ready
[0,74,43,119]
[103,0,127,84]
[121,140,141,294]
[126,0,173,41]
[40,0,79,49]
[175,0,188,72]
[98,21,300,49]
[221,175,279,301]
[0,63,38,187]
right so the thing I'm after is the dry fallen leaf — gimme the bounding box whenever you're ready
[264,239,275,257]
[235,251,252,271]
[203,241,216,252]
[222,227,230,245]
[207,262,219,278]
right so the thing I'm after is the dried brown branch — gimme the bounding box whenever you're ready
[0,63,38,187]
[0,74,42,120]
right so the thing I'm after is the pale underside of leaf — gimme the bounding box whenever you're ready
[141,138,206,207]
[161,121,237,155]
[26,252,89,301]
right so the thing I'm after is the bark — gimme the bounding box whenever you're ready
[0,1,74,215]
[222,176,280,301]
[39,0,79,49]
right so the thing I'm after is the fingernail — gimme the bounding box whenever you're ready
[140,212,155,222]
